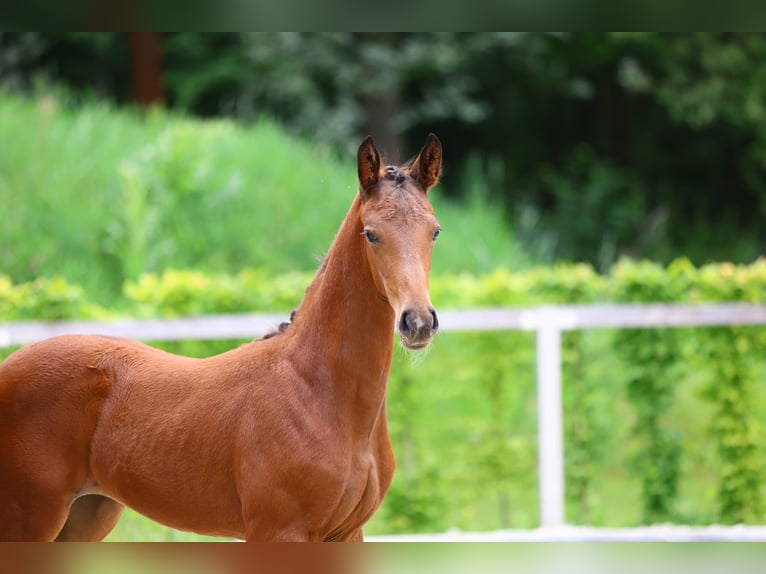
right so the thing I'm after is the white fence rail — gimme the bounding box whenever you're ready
[3,303,766,531]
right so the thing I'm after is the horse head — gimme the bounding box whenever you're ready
[356,133,442,350]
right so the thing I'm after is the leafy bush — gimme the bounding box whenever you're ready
[608,259,688,522]
[124,268,313,317]
[0,275,104,321]
[687,261,766,523]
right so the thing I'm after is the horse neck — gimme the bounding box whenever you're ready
[288,194,395,432]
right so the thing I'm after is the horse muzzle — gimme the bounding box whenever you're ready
[398,307,439,350]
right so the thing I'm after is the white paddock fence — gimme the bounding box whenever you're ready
[4,303,766,541]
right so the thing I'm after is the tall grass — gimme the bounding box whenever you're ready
[0,90,528,305]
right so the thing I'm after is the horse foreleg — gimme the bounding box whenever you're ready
[0,485,70,541]
[54,495,125,541]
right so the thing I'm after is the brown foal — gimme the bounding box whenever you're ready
[0,134,443,541]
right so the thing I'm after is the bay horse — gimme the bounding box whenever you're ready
[0,134,442,541]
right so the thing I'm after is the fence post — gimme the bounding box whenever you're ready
[536,321,564,527]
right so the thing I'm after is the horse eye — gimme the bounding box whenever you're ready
[362,229,379,244]
[432,227,442,241]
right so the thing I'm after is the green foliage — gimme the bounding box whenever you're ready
[7,33,766,265]
[124,268,311,317]
[0,89,526,304]
[383,361,450,533]
[166,33,491,152]
[0,90,161,299]
[609,259,689,523]
[0,276,14,320]
[696,325,762,524]
[0,275,104,321]
[687,261,766,523]
[533,146,648,269]
[107,120,239,280]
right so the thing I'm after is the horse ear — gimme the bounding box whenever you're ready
[410,133,442,193]
[357,135,381,197]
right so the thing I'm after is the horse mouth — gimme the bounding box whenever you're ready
[400,337,432,351]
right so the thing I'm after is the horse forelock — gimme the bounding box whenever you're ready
[383,165,408,185]
[368,181,433,222]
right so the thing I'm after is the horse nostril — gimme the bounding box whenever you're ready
[399,310,413,335]
[399,308,438,337]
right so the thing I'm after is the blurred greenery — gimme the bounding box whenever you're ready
[3,32,766,267]
[0,90,526,304]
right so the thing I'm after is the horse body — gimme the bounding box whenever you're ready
[0,134,442,541]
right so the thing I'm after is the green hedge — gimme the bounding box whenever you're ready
[0,275,107,321]
[3,258,766,532]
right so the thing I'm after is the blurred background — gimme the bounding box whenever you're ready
[2,33,766,540]
[4,33,766,273]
